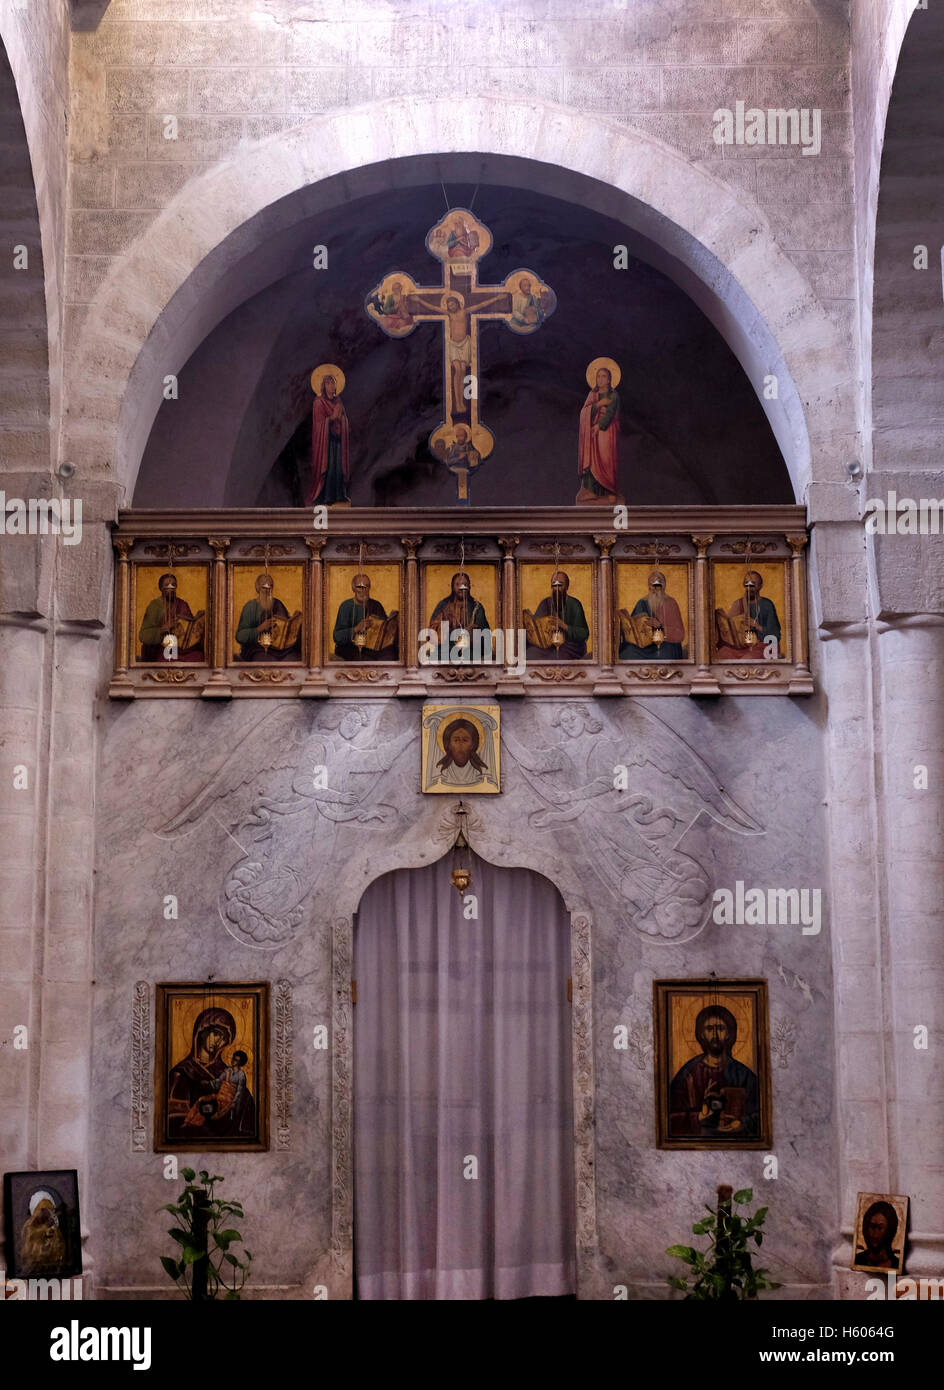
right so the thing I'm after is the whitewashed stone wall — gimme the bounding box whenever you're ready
[2,0,943,1299]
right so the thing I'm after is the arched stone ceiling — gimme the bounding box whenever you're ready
[0,37,49,477]
[66,100,852,506]
[133,180,791,508]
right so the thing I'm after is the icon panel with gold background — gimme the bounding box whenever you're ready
[228,563,306,665]
[421,563,500,662]
[325,563,402,664]
[519,562,594,659]
[654,978,772,1150]
[709,560,790,663]
[420,702,501,795]
[132,563,209,665]
[154,982,269,1153]
[615,561,691,662]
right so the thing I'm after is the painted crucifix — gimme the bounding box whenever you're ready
[365,208,556,502]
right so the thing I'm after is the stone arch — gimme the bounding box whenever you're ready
[870,2,944,473]
[854,0,922,470]
[0,31,54,615]
[326,822,596,1299]
[0,35,49,465]
[64,96,851,505]
[0,15,62,480]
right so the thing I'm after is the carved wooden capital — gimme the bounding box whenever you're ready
[113,537,134,560]
[400,536,422,558]
[497,535,519,556]
[786,534,809,555]
[691,534,714,554]
[594,535,616,557]
[305,536,327,557]
[208,537,230,557]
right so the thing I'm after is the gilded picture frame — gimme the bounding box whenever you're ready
[851,1192,909,1275]
[154,983,269,1153]
[421,703,501,793]
[654,978,772,1150]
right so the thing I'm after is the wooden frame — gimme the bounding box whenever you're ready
[3,1169,82,1279]
[322,559,404,666]
[653,978,772,1150]
[420,702,501,793]
[227,559,307,668]
[153,982,270,1153]
[851,1192,910,1275]
[708,556,793,666]
[614,556,696,667]
[108,507,812,699]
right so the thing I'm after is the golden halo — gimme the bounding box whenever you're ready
[441,289,465,312]
[586,356,621,389]
[311,362,345,396]
[437,709,485,752]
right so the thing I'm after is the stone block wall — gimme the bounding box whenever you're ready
[65,1,855,391]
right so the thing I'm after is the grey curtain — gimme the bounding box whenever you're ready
[354,851,576,1299]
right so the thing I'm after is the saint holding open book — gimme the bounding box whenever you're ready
[619,571,685,660]
[333,573,398,661]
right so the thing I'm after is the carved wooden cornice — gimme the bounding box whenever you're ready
[116,504,807,537]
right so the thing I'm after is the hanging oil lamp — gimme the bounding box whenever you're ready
[550,539,565,648]
[743,545,758,648]
[649,570,665,647]
[353,541,367,652]
[453,536,471,658]
[161,557,178,653]
[450,801,472,894]
[258,545,274,650]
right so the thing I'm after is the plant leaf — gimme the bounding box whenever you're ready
[181,1167,196,1181]
[666,1244,697,1263]
[168,1228,190,1244]
[160,1256,181,1280]
[733,1188,752,1204]
[667,1276,687,1291]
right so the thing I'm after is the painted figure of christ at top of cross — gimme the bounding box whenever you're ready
[365,208,556,501]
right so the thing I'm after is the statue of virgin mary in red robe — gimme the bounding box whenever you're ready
[306,367,350,506]
[576,360,622,503]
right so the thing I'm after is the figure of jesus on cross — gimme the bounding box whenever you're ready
[365,208,556,502]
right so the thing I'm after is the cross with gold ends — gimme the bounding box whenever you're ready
[365,207,556,501]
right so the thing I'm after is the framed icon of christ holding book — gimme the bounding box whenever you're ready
[654,979,772,1150]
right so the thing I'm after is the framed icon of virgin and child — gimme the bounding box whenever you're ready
[154,983,269,1152]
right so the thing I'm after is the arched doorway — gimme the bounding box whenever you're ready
[353,850,575,1299]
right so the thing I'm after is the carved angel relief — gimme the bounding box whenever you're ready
[156,699,760,948]
[157,705,414,947]
[501,702,763,942]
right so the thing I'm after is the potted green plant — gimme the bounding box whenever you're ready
[159,1168,252,1300]
[667,1184,780,1300]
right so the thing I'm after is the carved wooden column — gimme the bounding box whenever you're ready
[593,534,622,695]
[497,534,525,695]
[202,537,232,698]
[300,536,329,697]
[396,536,425,694]
[787,533,814,694]
[108,537,135,698]
[690,533,720,696]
